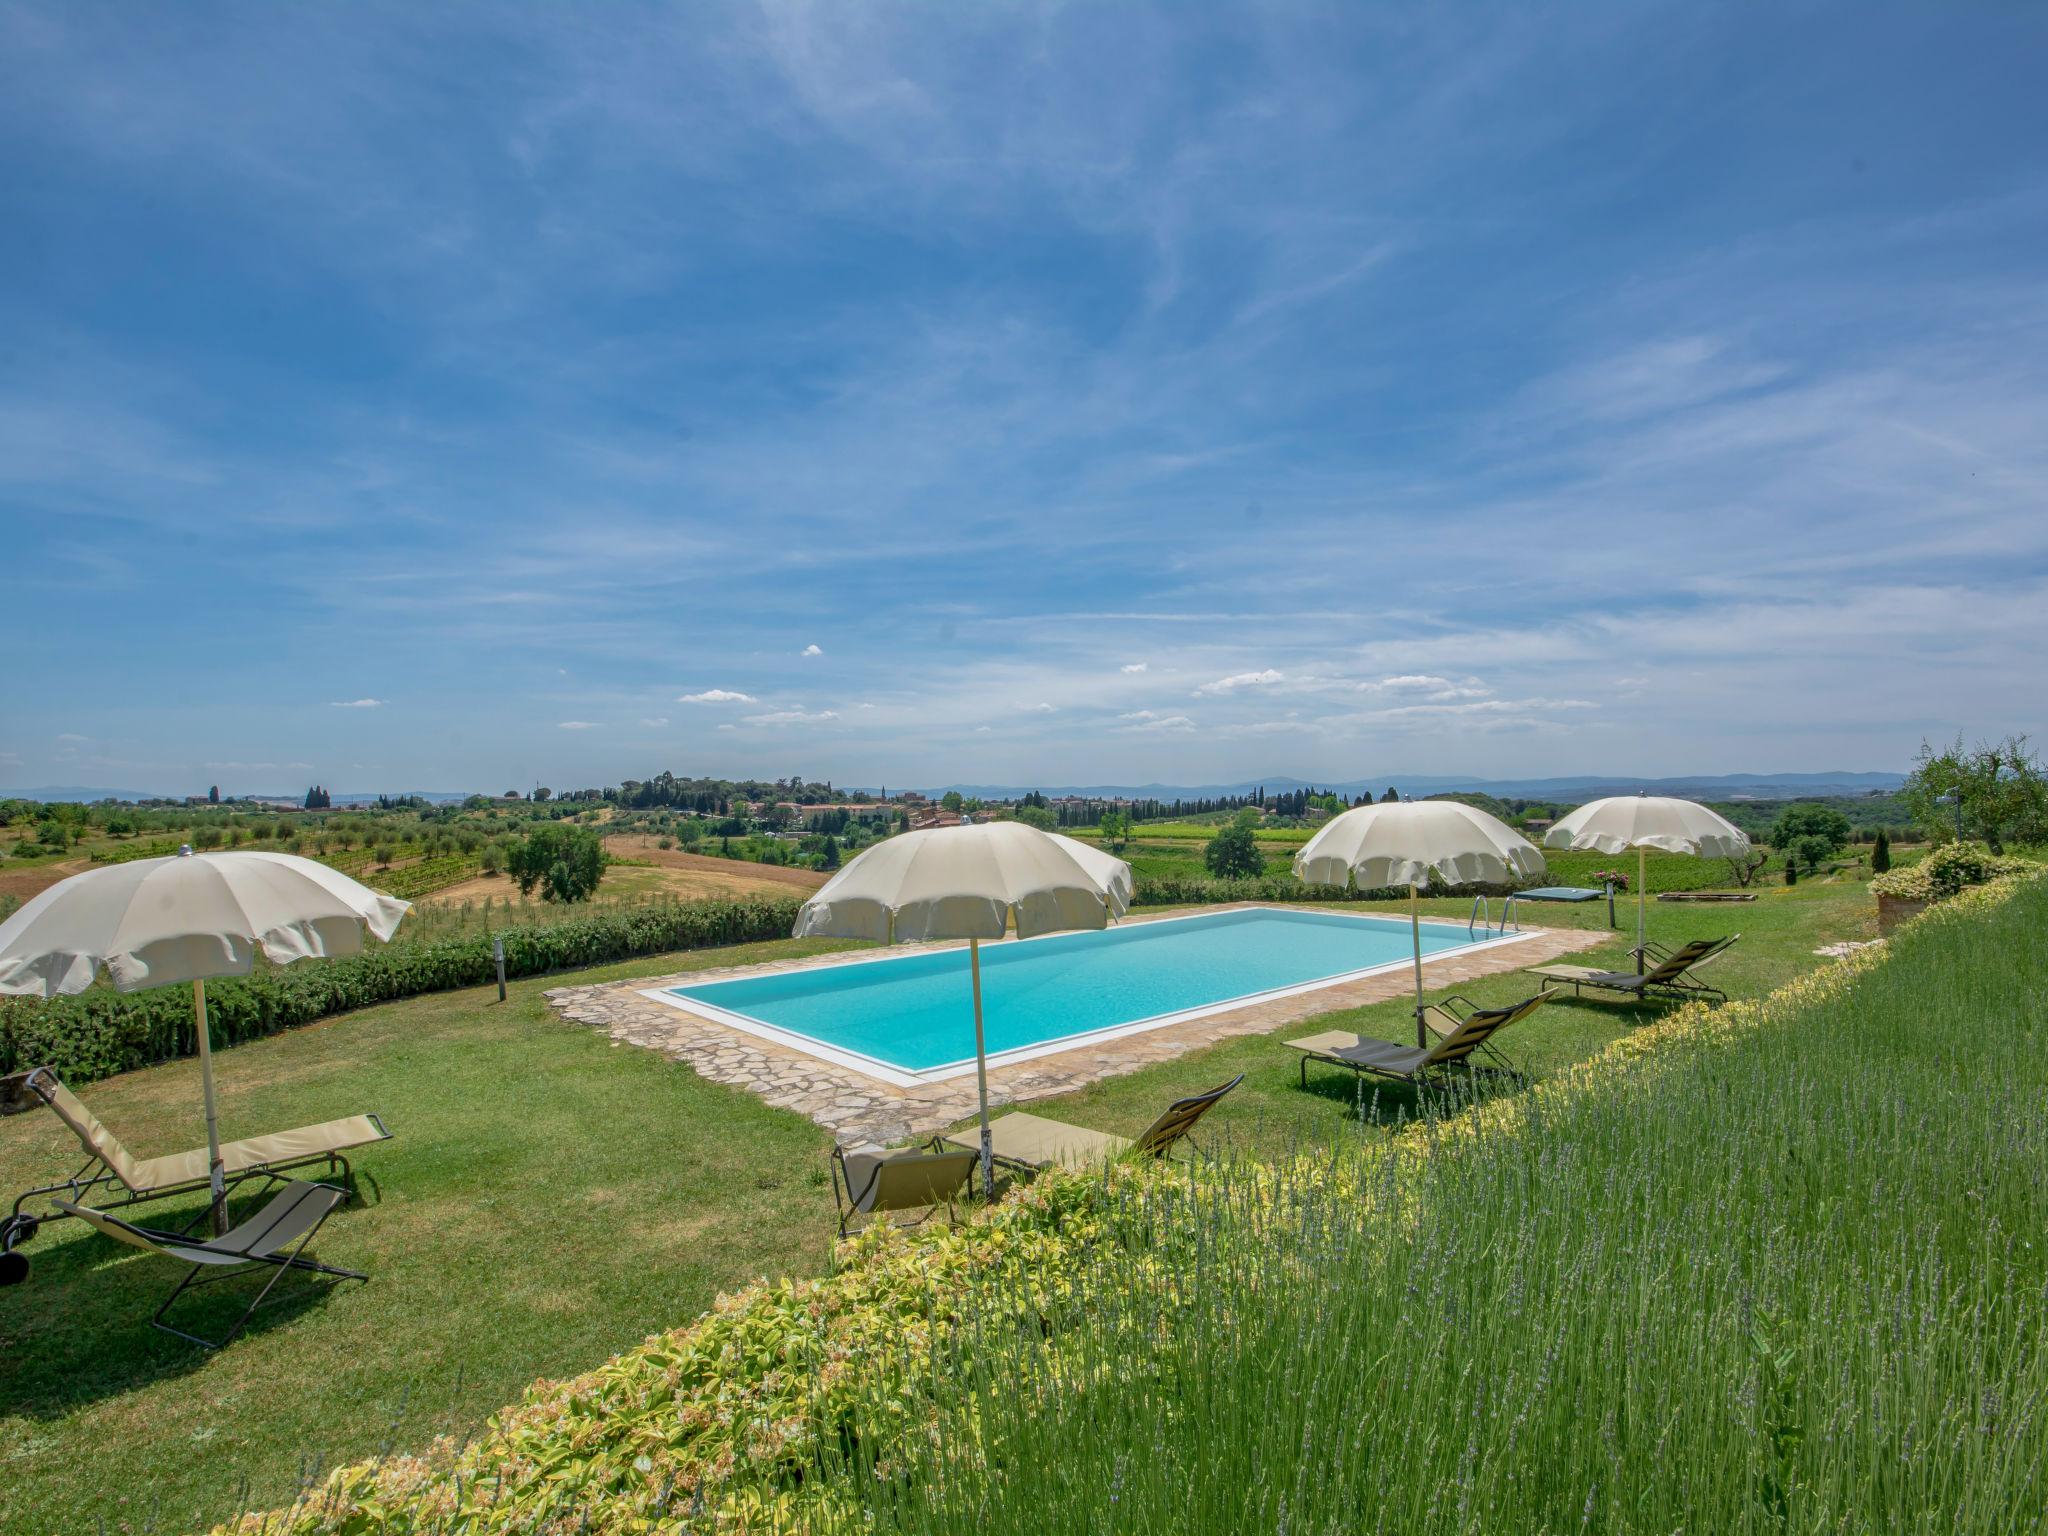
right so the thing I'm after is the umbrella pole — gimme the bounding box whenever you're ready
[969,938,994,1200]
[194,980,226,1235]
[1409,884,1426,1047]
[1636,846,1647,973]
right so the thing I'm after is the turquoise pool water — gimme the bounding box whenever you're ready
[663,906,1487,1077]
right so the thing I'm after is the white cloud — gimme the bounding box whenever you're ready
[678,688,756,704]
[801,643,823,657]
[1195,669,1283,696]
[1120,662,1148,674]
[639,716,669,727]
[329,698,385,709]
[1119,712,1196,732]
[1026,701,1056,712]
[56,732,91,743]
[742,708,839,725]
[557,720,598,730]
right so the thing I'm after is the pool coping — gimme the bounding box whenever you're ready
[634,905,1540,1087]
[546,903,1608,1147]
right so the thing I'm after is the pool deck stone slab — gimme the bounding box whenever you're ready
[545,904,1605,1147]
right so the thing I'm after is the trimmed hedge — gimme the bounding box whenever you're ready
[0,895,804,1087]
[1134,873,1478,906]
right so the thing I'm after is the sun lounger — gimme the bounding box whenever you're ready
[55,1179,365,1349]
[939,1075,1243,1173]
[3,1066,389,1280]
[1524,935,1738,1004]
[830,1143,978,1235]
[1286,1004,1530,1090]
[1417,990,1550,1073]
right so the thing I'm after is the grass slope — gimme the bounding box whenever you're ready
[862,877,2048,1534]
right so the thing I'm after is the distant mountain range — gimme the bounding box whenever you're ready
[927,771,1907,803]
[12,770,1907,807]
[10,787,474,806]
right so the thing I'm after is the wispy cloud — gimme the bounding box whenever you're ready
[639,716,669,727]
[1,5,2041,792]
[1196,669,1283,696]
[678,689,756,704]
[557,720,598,730]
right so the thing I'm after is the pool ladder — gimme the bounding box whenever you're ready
[1468,894,1522,938]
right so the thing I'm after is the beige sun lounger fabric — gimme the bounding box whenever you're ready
[941,1075,1243,1172]
[836,1145,977,1216]
[1286,1009,1520,1085]
[944,1112,1132,1171]
[30,1069,389,1196]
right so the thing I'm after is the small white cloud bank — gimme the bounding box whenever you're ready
[678,689,757,704]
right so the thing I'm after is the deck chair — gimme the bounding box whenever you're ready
[1524,935,1739,1005]
[3,1066,390,1277]
[1418,990,1551,1074]
[54,1180,365,1350]
[939,1075,1243,1173]
[829,1143,978,1236]
[1286,1005,1528,1091]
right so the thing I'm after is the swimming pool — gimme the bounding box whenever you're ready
[646,906,1532,1085]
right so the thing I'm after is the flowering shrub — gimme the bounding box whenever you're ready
[1590,868,1629,891]
[1869,841,2032,903]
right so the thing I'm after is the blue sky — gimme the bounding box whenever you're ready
[3,3,2045,795]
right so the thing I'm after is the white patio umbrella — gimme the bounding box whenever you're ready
[1293,800,1545,1045]
[793,821,1130,1197]
[0,849,409,1228]
[1543,794,1750,970]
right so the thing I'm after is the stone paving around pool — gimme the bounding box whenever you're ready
[545,905,1607,1147]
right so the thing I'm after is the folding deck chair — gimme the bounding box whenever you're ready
[1524,934,1740,1005]
[829,1143,979,1235]
[1286,1004,1531,1091]
[1,1066,389,1283]
[55,1180,366,1349]
[939,1075,1243,1174]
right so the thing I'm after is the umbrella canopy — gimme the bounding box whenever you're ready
[794,823,1131,1195]
[794,820,1122,942]
[0,850,409,997]
[0,850,409,1224]
[1543,795,1750,966]
[1047,832,1133,917]
[1293,801,1544,1043]
[1294,799,1545,891]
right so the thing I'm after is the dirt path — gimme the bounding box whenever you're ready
[0,857,89,905]
[417,838,824,909]
[602,836,828,890]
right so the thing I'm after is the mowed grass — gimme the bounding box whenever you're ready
[1001,873,1878,1158]
[857,877,2048,1534]
[0,935,857,1536]
[0,872,1871,1532]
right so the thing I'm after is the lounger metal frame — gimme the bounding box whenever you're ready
[59,1181,366,1350]
[1292,1010,1526,1092]
[1538,935,1739,1005]
[829,1144,977,1237]
[0,1066,386,1270]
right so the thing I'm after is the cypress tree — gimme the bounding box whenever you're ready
[1871,828,1892,873]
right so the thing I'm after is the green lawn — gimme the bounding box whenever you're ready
[0,875,1876,1533]
[0,935,857,1536]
